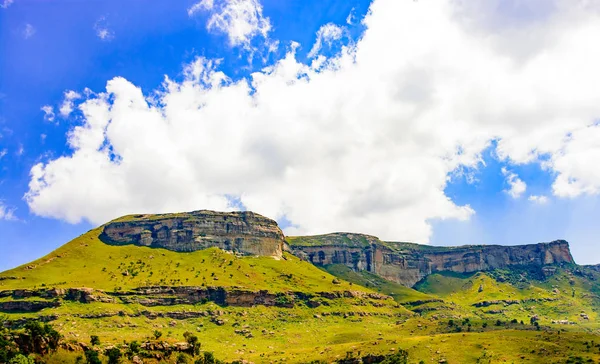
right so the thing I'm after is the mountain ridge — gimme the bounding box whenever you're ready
[97,210,576,288]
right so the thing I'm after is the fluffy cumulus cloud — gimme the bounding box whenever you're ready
[308,23,346,58]
[26,0,600,243]
[188,0,271,49]
[502,168,526,198]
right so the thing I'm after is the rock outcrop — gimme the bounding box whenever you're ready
[288,233,575,287]
[0,286,390,313]
[100,210,285,258]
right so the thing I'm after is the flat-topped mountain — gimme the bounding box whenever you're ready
[100,210,285,258]
[287,233,574,286]
[100,211,574,287]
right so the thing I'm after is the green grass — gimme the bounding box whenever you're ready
[321,264,438,304]
[0,228,373,294]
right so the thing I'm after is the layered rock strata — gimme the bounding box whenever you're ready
[289,233,575,287]
[100,210,285,258]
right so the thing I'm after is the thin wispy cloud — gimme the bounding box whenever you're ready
[0,202,17,221]
[23,23,35,39]
[188,0,271,50]
[94,17,114,41]
[528,195,549,204]
[346,8,355,25]
[0,0,14,9]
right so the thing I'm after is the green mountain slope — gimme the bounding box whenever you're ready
[0,228,364,294]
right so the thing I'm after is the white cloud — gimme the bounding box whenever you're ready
[16,144,24,156]
[25,0,600,243]
[0,0,13,9]
[528,195,549,204]
[188,0,271,49]
[59,90,81,118]
[94,17,114,41]
[0,149,6,160]
[0,202,17,221]
[502,168,527,198]
[308,23,345,58]
[41,105,55,122]
[550,124,600,197]
[23,23,35,39]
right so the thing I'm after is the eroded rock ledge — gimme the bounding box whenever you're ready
[0,286,390,313]
[100,210,285,258]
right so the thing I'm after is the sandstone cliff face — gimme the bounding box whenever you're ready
[289,233,575,287]
[100,210,285,258]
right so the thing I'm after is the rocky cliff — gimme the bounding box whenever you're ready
[288,233,575,287]
[100,210,285,258]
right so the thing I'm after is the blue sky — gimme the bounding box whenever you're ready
[1,0,600,271]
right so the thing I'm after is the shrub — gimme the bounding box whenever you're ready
[128,341,141,357]
[177,353,190,364]
[153,330,163,340]
[197,351,217,364]
[184,331,200,356]
[90,335,100,346]
[8,354,35,364]
[106,347,122,364]
[85,350,102,364]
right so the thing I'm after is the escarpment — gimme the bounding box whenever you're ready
[288,233,575,287]
[100,210,285,258]
[96,210,574,287]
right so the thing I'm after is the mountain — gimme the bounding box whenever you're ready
[287,233,574,286]
[1,210,599,364]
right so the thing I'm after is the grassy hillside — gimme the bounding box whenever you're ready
[2,223,600,363]
[414,269,600,330]
[0,228,366,294]
[320,264,437,304]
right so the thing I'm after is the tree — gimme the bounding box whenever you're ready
[153,330,163,340]
[184,331,200,356]
[106,347,122,364]
[85,350,102,364]
[90,335,100,346]
[127,341,141,357]
[196,351,216,364]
